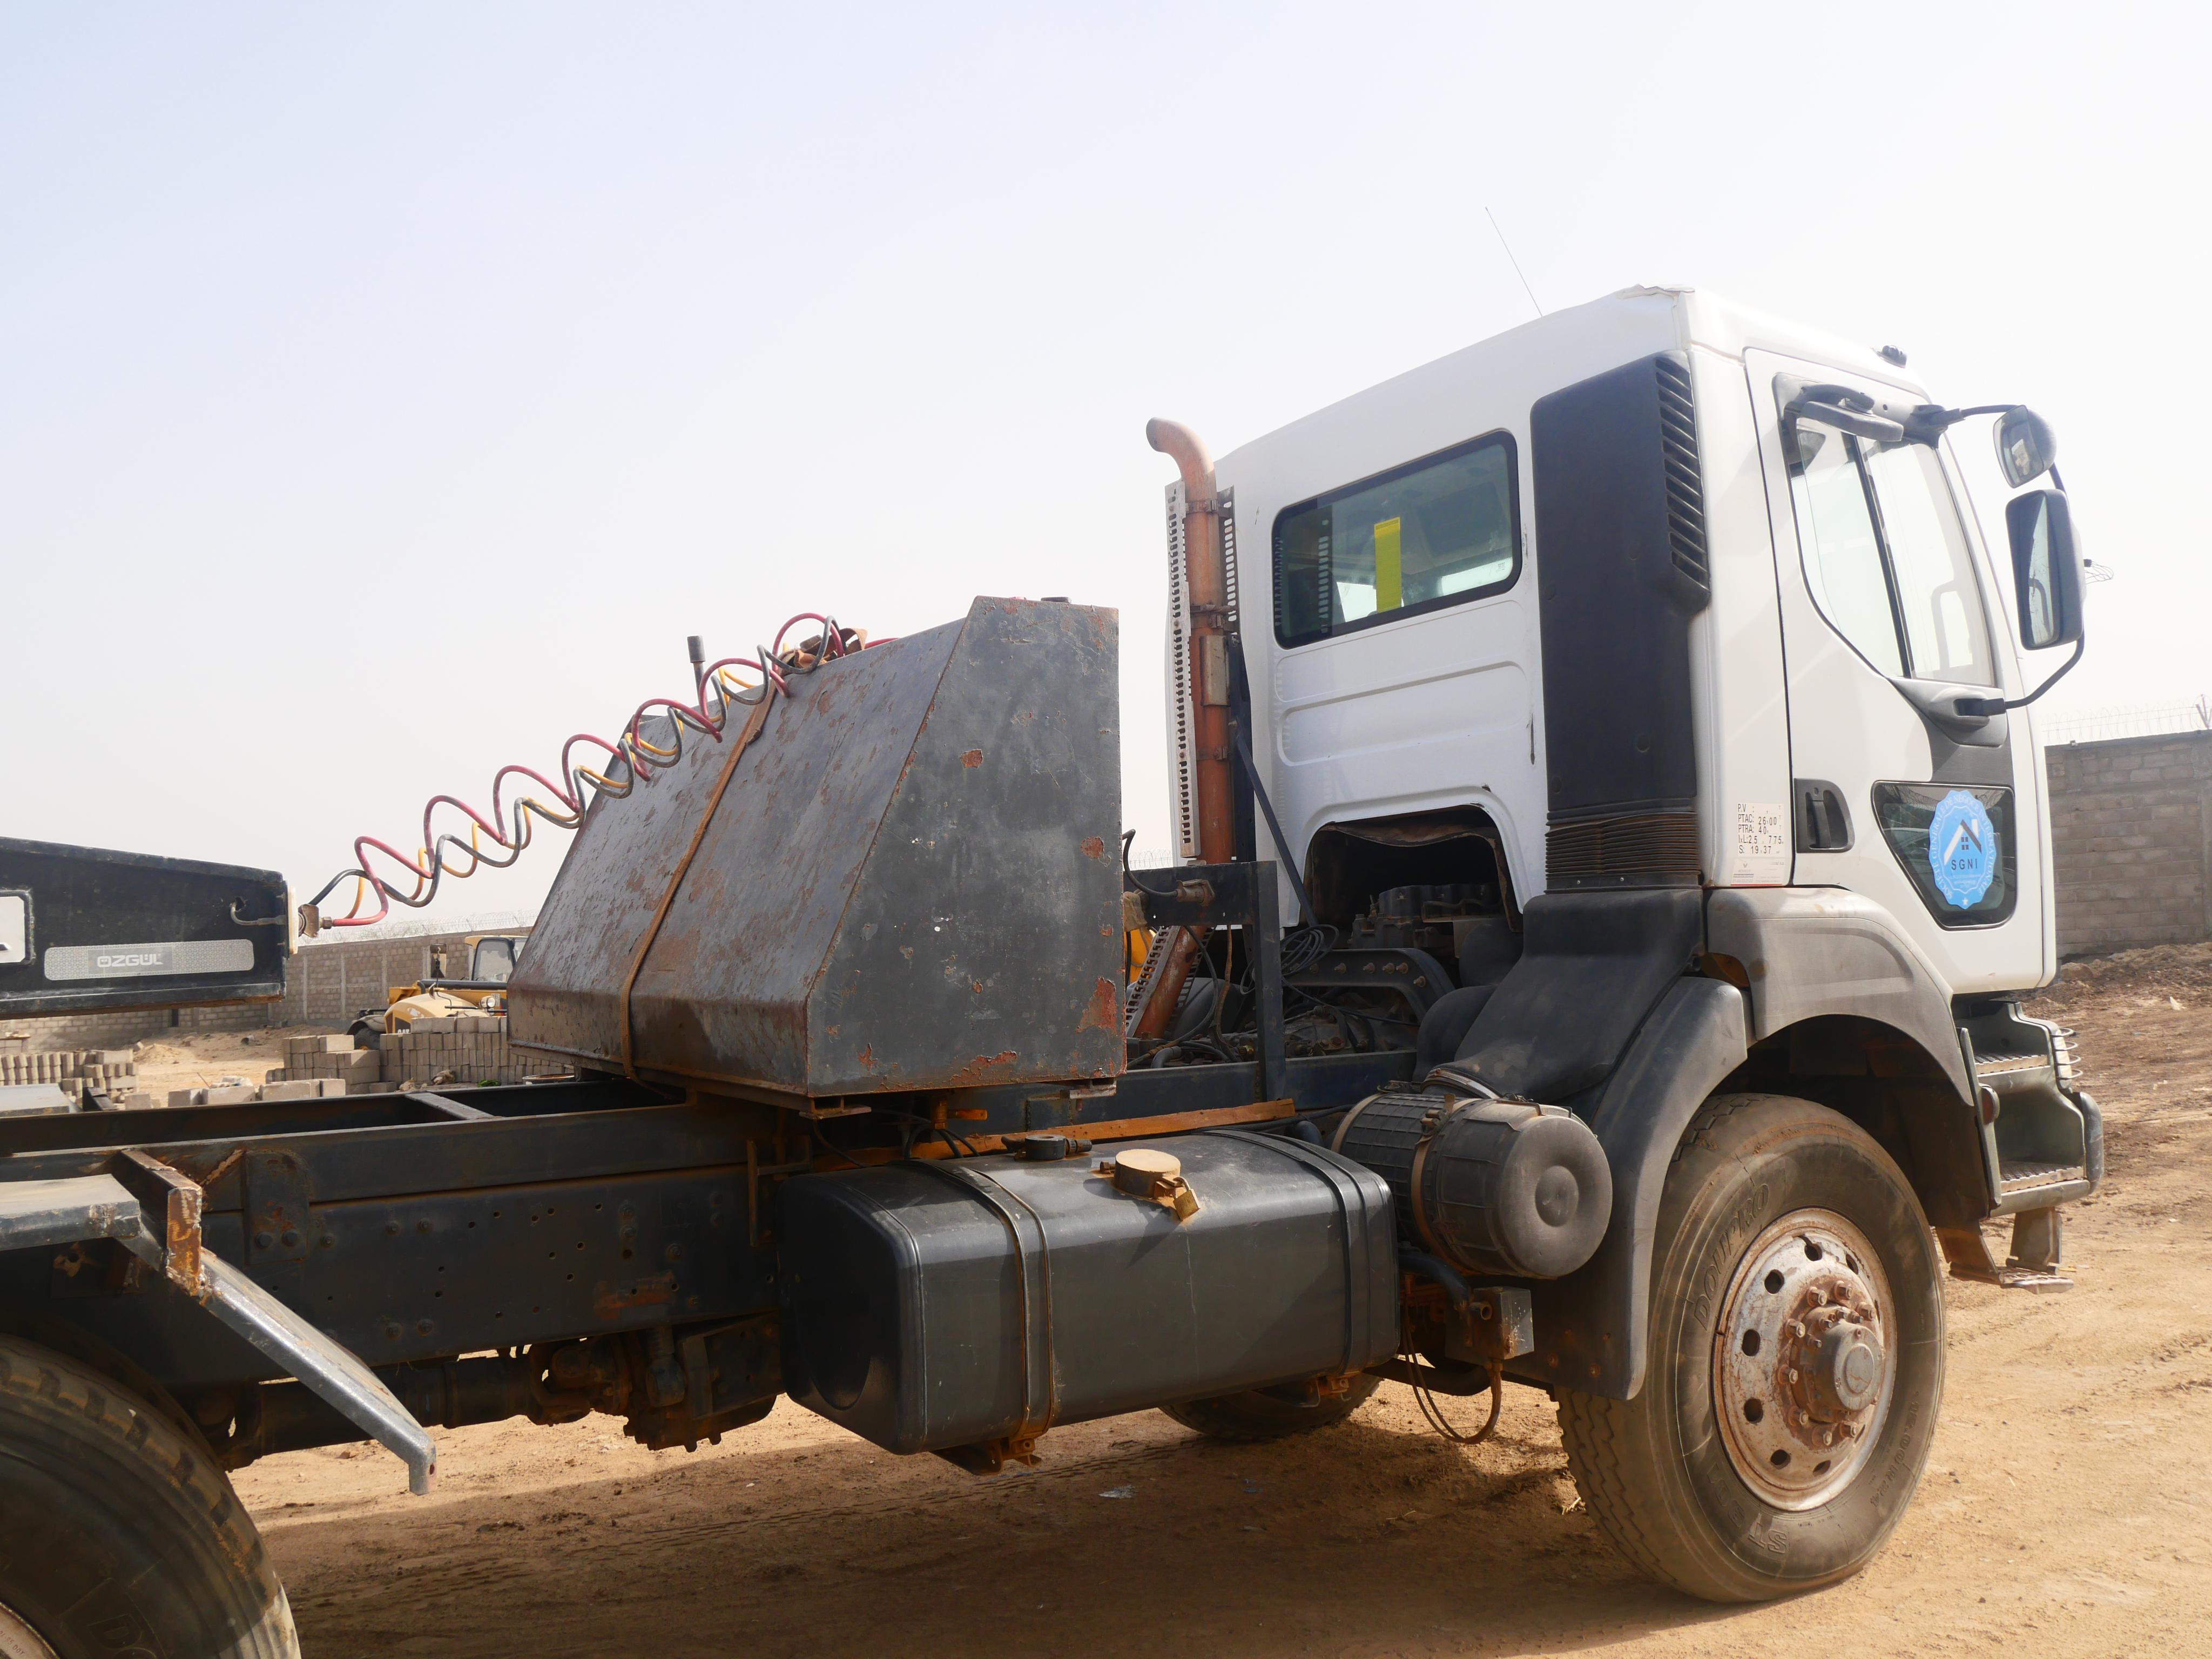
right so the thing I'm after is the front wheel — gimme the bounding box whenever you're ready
[0,1336,298,1657]
[1559,1093,1944,1602]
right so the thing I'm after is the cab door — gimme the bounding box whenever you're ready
[1745,349,2045,995]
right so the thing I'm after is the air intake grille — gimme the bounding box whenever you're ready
[1218,487,1239,635]
[1163,481,1198,860]
[1546,808,1701,889]
[1654,356,1709,590]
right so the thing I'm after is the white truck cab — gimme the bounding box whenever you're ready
[1146,286,2095,1596]
[1206,286,2068,994]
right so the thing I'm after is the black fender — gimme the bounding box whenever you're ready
[1516,976,1748,1399]
[1704,886,1974,1104]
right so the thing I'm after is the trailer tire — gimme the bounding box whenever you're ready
[1160,1373,1381,1442]
[0,1336,297,1658]
[1557,1093,1944,1602]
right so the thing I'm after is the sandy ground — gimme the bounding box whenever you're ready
[215,952,2212,1658]
[123,1024,320,1099]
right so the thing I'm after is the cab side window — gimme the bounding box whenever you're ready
[1273,432,1519,649]
[1790,427,1903,678]
[1781,390,1995,688]
[1861,442,1993,685]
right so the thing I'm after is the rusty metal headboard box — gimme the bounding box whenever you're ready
[509,597,1124,1099]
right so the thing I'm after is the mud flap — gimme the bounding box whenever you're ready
[1518,977,1749,1399]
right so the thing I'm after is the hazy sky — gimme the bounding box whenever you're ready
[4,3,2204,930]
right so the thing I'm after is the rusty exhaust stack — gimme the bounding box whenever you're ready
[1128,419,1234,1042]
[1145,417,1235,865]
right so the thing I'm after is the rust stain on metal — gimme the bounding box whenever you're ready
[1077,976,1121,1034]
[946,1050,1021,1087]
[516,600,1123,1096]
[1080,836,1107,861]
[817,1097,1297,1167]
[174,1146,245,1194]
[120,1149,205,1295]
[594,1272,679,1320]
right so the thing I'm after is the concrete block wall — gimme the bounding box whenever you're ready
[274,927,533,1027]
[276,936,437,1027]
[2046,730,2212,957]
[0,1002,272,1050]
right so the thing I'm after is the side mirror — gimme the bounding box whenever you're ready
[1994,407,2058,487]
[2006,489,2083,650]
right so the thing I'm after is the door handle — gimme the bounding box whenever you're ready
[1794,780,1854,853]
[1889,677,2009,748]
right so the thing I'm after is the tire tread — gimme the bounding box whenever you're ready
[1559,1386,1677,1589]
[0,1337,296,1658]
[1557,1092,1942,1602]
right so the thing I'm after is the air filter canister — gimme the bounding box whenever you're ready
[1331,1081,1611,1279]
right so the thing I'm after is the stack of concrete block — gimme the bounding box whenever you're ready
[268,1034,381,1092]
[373,1015,536,1088]
[0,1048,78,1093]
[0,1047,139,1103]
[253,1019,542,1094]
[80,1050,139,1098]
[166,1074,345,1107]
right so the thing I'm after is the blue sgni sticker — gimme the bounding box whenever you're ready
[1927,790,1997,908]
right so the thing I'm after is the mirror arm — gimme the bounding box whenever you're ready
[1953,635,2084,718]
[1901,402,2018,446]
[1785,399,1905,447]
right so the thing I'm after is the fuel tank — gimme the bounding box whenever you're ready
[777,1130,1399,1456]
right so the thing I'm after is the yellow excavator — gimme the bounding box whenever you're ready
[346,932,529,1041]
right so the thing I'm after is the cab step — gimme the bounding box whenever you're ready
[1960,1010,2099,1216]
[1936,1211,2071,1293]
[1999,1156,2086,1197]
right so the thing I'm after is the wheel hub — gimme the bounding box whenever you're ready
[1713,1210,1895,1509]
[0,1600,58,1659]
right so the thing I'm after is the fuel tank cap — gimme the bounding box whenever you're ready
[1111,1147,1181,1196]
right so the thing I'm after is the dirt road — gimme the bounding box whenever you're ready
[234,949,2212,1658]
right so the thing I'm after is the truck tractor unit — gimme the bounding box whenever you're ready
[0,284,2095,1655]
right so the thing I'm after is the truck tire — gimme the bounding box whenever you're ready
[1558,1093,1943,1602]
[1161,1374,1381,1442]
[0,1336,298,1658]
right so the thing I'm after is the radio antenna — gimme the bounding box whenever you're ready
[1486,206,1544,318]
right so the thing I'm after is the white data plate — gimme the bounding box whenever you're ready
[43,938,254,981]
